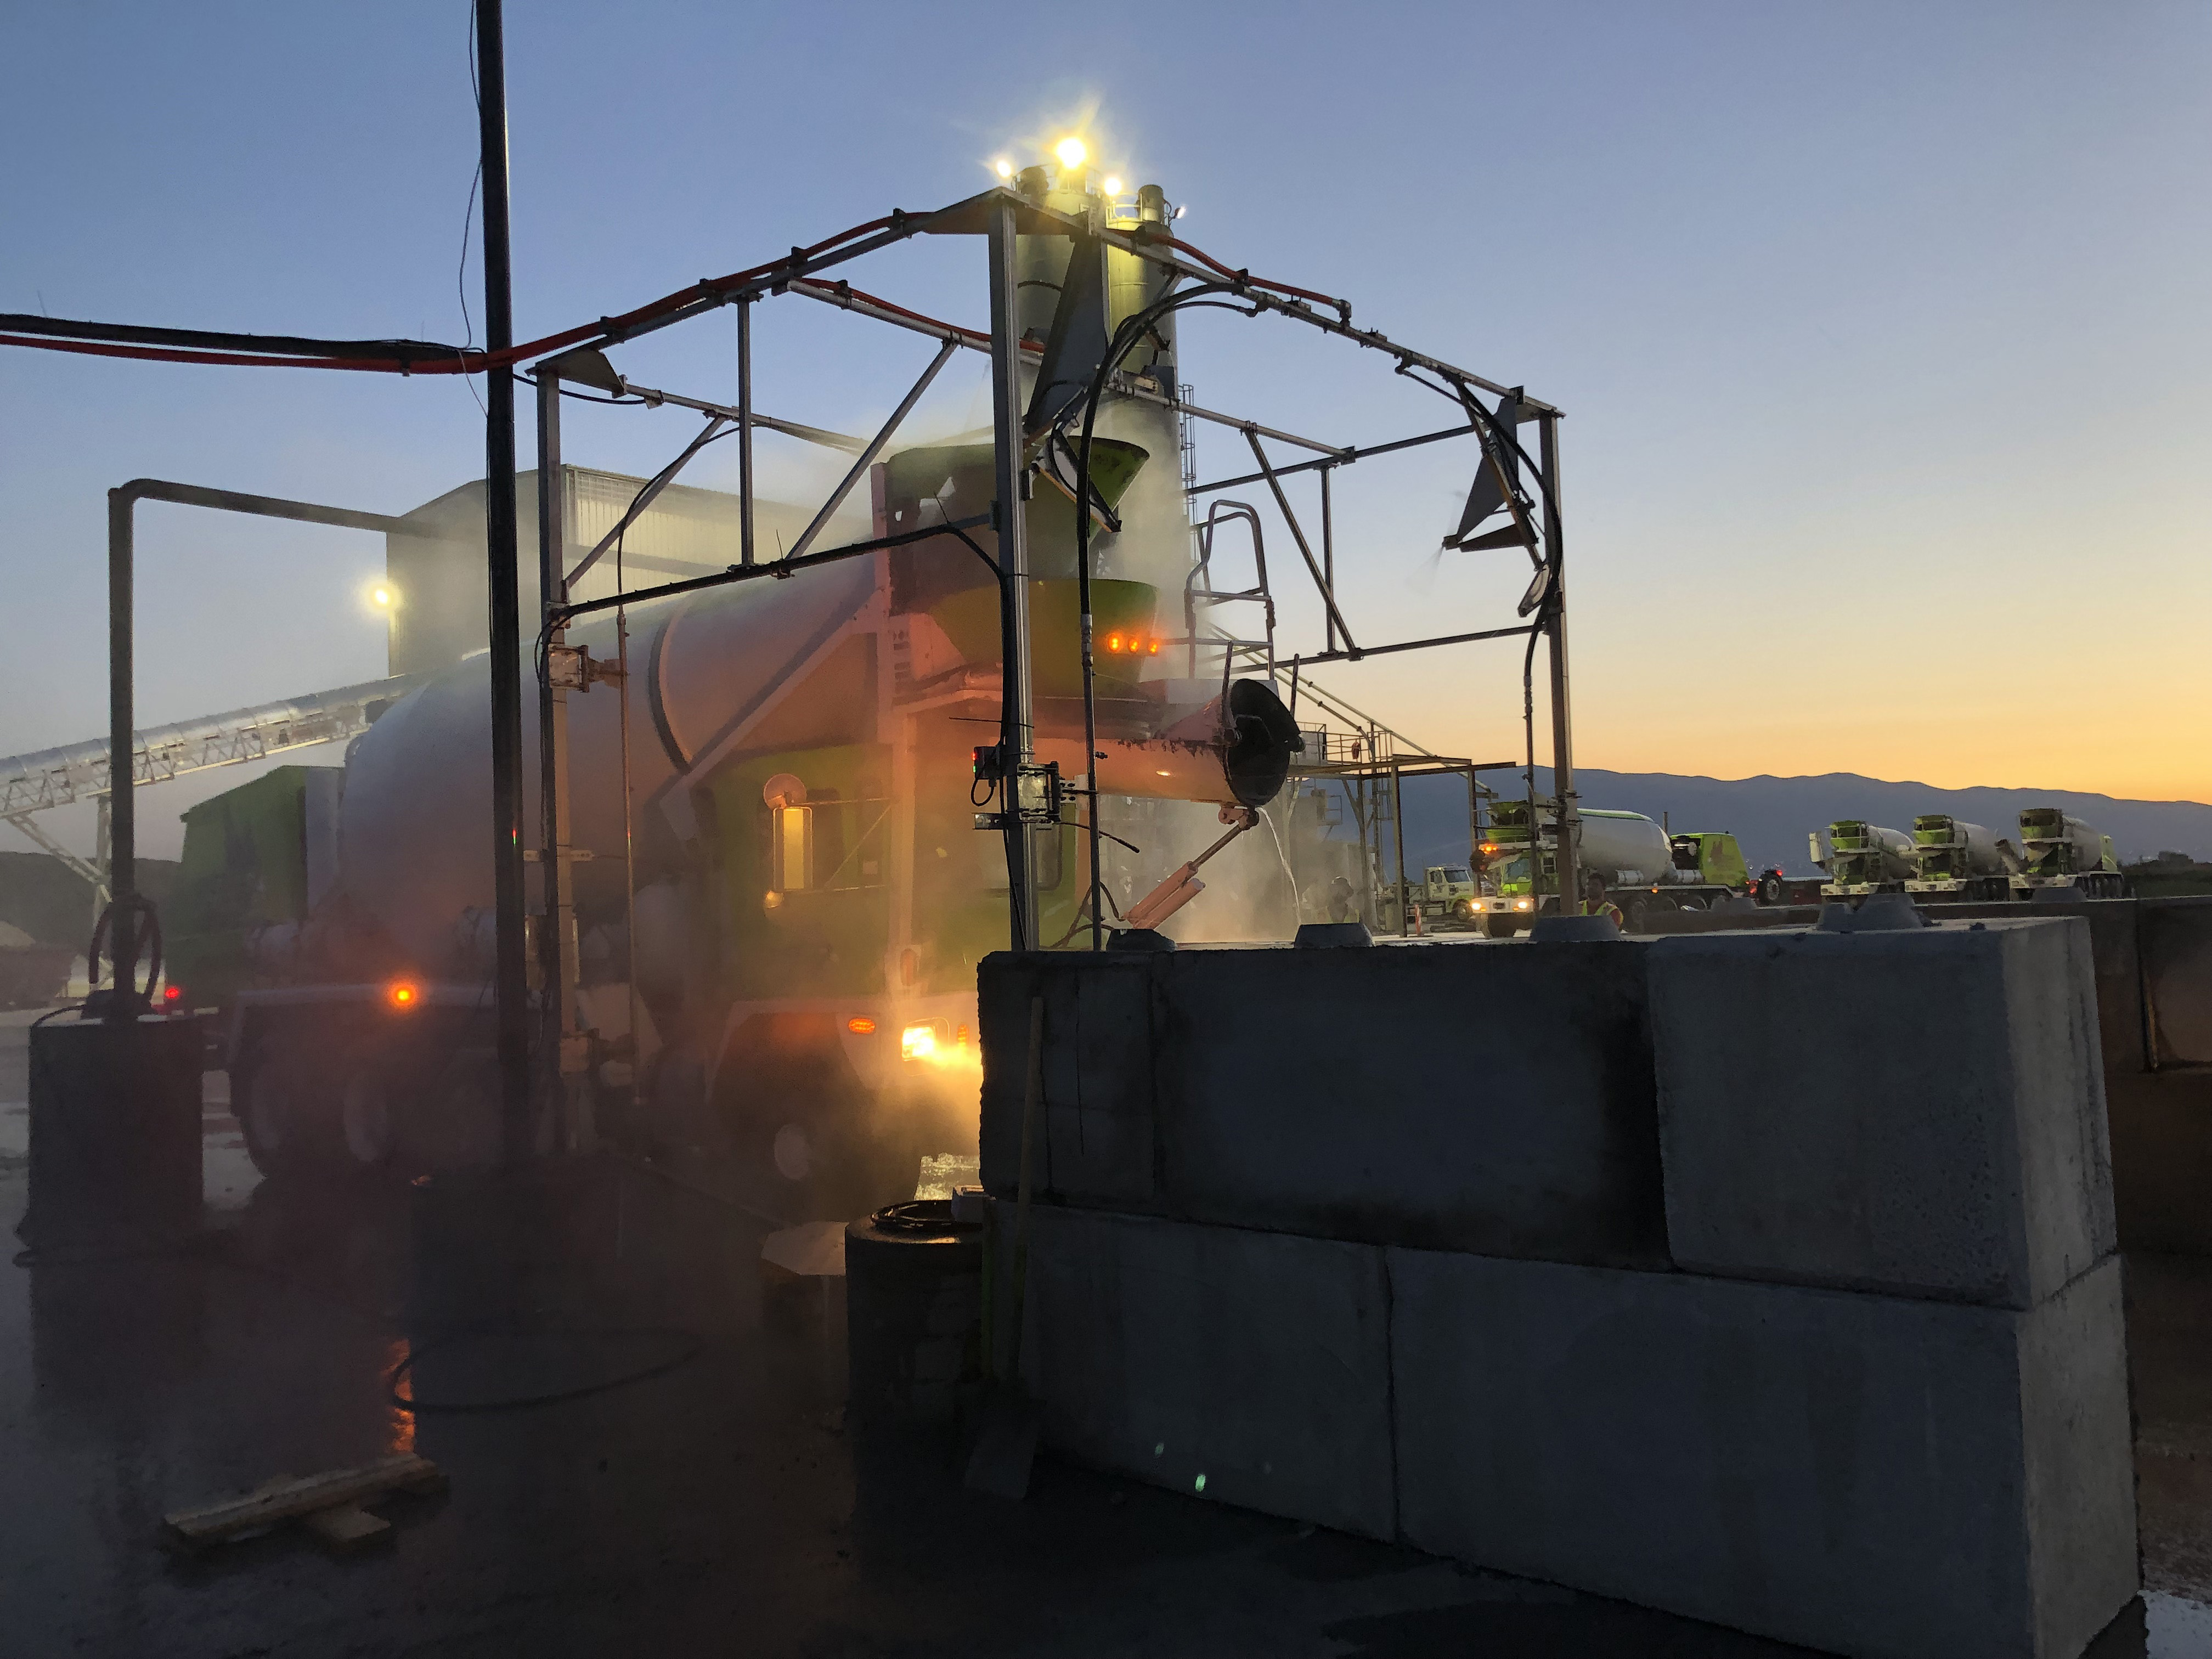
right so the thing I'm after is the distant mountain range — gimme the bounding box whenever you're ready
[1385,769,2212,877]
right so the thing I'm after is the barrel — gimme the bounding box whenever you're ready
[845,1200,983,1432]
[23,1014,202,1252]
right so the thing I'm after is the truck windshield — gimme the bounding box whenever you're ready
[1441,868,1470,884]
[1501,856,1530,885]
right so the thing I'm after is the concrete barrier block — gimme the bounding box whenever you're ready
[1650,918,2115,1307]
[981,939,1668,1268]
[1389,1249,2136,1659]
[1153,941,1665,1264]
[1011,1204,1396,1541]
[979,953,1158,1206]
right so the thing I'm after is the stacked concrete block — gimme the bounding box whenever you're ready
[1630,916,2136,1654]
[980,937,1668,1267]
[972,917,2137,1658]
[1647,917,2115,1305]
[1389,1249,2134,1659]
[1008,1203,1396,1541]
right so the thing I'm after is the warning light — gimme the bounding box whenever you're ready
[955,1024,970,1047]
[847,1016,877,1035]
[386,980,420,1009]
[1108,634,1122,652]
[1148,639,1159,654]
[163,984,182,1003]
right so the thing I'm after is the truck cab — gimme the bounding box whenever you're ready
[1667,832,1748,893]
[1421,865,1477,922]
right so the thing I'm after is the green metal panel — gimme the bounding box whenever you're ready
[166,764,317,1006]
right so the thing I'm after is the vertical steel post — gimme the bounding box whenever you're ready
[104,489,136,1009]
[1390,755,1408,938]
[1539,413,1578,914]
[534,371,571,1079]
[986,196,1037,950]
[1320,464,1337,656]
[737,296,755,567]
[476,0,533,1159]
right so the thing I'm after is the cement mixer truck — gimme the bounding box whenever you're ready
[1480,802,1748,931]
[187,448,1300,1217]
[1904,814,2020,901]
[1819,821,1915,899]
[2012,807,2125,899]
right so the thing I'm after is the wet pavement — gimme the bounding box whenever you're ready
[4,1012,2211,1657]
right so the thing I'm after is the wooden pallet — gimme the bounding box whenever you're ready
[164,1453,448,1555]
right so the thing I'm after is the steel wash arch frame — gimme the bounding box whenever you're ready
[514,178,1576,1000]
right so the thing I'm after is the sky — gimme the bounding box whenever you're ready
[1,1,2205,859]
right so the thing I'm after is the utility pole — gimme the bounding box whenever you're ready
[476,0,533,1161]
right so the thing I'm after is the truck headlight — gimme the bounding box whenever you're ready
[1514,899,1532,911]
[901,1022,939,1062]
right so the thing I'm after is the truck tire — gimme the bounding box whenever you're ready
[234,1036,341,1179]
[340,1069,397,1169]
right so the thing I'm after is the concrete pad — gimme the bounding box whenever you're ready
[981,940,1668,1267]
[1650,918,2115,1307]
[1389,1248,2137,1659]
[1009,1203,1396,1541]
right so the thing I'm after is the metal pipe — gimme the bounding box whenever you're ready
[620,374,862,453]
[784,279,1347,460]
[737,297,755,566]
[1539,413,1578,915]
[105,488,134,998]
[987,201,1037,952]
[1391,757,1408,938]
[1108,376,1344,458]
[1320,465,1336,656]
[1016,194,1564,415]
[1295,622,1536,665]
[476,0,533,1161]
[552,513,992,623]
[1190,422,1476,495]
[786,336,957,563]
[1244,431,1357,655]
[101,479,416,998]
[534,370,568,1076]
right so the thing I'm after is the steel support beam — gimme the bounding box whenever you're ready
[102,479,413,1006]
[737,297,755,566]
[475,0,533,1161]
[534,370,577,1096]
[986,201,1037,951]
[566,412,727,589]
[787,336,957,564]
[1244,431,1357,656]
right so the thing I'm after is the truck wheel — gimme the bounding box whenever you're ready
[341,1070,396,1169]
[235,1038,338,1178]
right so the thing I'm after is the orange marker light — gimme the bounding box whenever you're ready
[1148,639,1160,654]
[1107,634,1122,652]
[387,980,420,1010]
[847,1016,877,1035]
